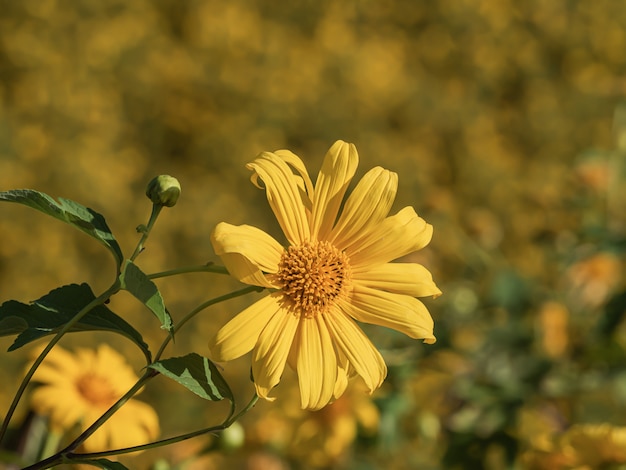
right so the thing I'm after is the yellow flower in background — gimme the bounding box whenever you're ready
[210,140,440,409]
[560,424,626,467]
[520,423,626,469]
[248,381,379,468]
[30,344,159,452]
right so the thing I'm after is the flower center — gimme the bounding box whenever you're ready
[276,240,352,318]
[76,373,119,408]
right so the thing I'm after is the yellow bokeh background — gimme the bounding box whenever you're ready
[1,1,626,468]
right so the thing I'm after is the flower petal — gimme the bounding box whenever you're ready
[252,306,299,401]
[325,308,387,392]
[341,285,436,343]
[211,222,283,288]
[332,345,351,400]
[353,263,442,298]
[295,315,338,410]
[30,346,79,383]
[93,344,140,393]
[247,152,310,245]
[347,207,433,268]
[333,363,349,400]
[31,386,85,431]
[100,399,160,452]
[310,140,359,240]
[209,294,283,361]
[329,167,397,248]
[274,149,315,206]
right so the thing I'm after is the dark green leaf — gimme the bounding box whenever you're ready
[149,353,233,402]
[0,189,123,269]
[597,289,626,338]
[119,260,172,332]
[0,284,151,362]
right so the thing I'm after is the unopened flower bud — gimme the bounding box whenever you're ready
[146,175,181,207]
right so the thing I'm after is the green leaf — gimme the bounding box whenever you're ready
[77,459,129,470]
[0,189,123,269]
[0,283,151,362]
[119,260,172,332]
[149,353,233,402]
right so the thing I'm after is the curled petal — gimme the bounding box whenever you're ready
[348,207,433,268]
[311,140,359,240]
[325,309,387,392]
[252,306,299,400]
[330,167,397,248]
[341,286,436,343]
[353,263,442,298]
[247,152,310,245]
[209,294,283,362]
[333,347,351,400]
[274,149,315,206]
[211,222,283,288]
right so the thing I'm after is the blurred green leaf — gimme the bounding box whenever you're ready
[81,459,129,470]
[0,189,123,270]
[119,260,172,332]
[597,289,626,338]
[149,353,233,402]
[488,269,530,315]
[0,283,151,362]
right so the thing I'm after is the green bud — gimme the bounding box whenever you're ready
[146,175,181,207]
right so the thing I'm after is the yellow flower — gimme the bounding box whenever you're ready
[248,381,379,468]
[520,423,626,469]
[210,140,440,409]
[30,344,159,452]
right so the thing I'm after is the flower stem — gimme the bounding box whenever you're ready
[21,369,159,470]
[65,369,158,453]
[147,263,230,279]
[0,283,121,446]
[130,204,162,261]
[154,285,264,361]
[67,393,259,461]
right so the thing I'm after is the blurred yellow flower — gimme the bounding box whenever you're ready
[30,344,159,453]
[560,424,626,469]
[210,140,440,409]
[290,385,379,467]
[520,423,626,470]
[248,381,379,468]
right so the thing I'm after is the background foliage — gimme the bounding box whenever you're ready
[1,0,626,468]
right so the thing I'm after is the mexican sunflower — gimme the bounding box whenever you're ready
[210,140,440,410]
[29,344,159,452]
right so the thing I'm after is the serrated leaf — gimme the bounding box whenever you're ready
[119,260,172,332]
[149,353,233,402]
[0,283,151,362]
[0,189,123,269]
